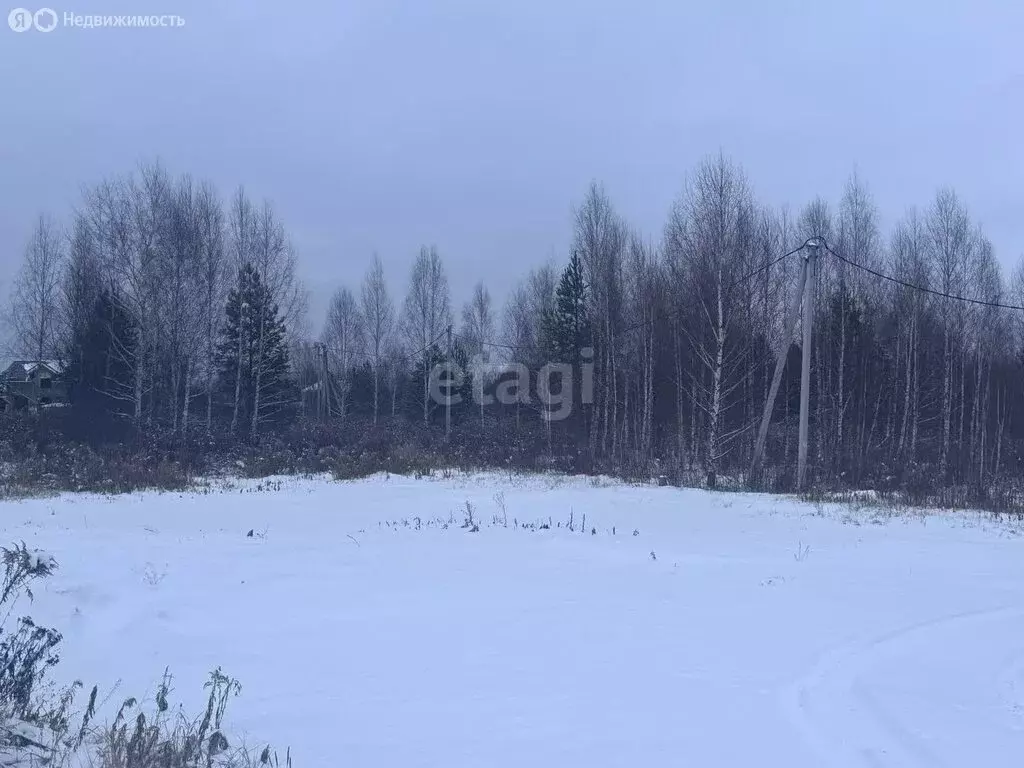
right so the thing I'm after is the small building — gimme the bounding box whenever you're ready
[0,360,69,411]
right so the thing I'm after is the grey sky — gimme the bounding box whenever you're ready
[2,0,1023,330]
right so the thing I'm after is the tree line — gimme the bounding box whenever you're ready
[8,156,1024,493]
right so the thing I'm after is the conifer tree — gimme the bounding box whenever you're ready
[216,263,293,434]
[542,251,590,362]
[539,251,591,442]
[64,287,136,419]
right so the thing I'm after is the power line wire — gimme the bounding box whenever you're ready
[724,239,814,292]
[458,241,811,355]
[306,327,449,367]
[314,241,809,362]
[821,240,1024,312]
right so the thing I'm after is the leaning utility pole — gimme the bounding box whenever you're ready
[796,239,820,491]
[750,250,810,481]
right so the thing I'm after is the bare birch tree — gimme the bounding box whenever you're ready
[322,286,364,419]
[8,214,65,360]
[460,281,494,426]
[889,209,929,461]
[360,254,394,424]
[248,200,299,436]
[926,188,973,478]
[401,246,451,423]
[573,183,625,459]
[664,155,756,486]
[195,183,227,433]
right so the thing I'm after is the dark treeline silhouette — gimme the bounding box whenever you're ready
[8,156,1024,504]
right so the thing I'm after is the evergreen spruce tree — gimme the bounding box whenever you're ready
[541,251,590,362]
[64,287,136,421]
[216,263,294,434]
[539,251,591,445]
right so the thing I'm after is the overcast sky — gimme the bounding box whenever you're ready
[2,0,1023,330]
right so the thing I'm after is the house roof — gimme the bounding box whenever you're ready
[2,360,66,381]
[33,360,65,374]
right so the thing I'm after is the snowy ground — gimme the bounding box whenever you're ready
[6,472,1024,767]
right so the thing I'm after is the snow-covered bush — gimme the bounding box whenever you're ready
[96,667,291,768]
[0,542,90,766]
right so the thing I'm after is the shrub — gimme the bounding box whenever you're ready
[96,667,290,768]
[0,542,88,765]
[0,543,293,768]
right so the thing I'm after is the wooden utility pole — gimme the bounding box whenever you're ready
[797,240,820,491]
[750,254,810,482]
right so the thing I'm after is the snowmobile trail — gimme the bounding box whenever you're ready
[780,604,1024,768]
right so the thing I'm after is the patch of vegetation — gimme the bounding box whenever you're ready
[0,542,293,767]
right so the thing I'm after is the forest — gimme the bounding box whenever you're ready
[7,155,1024,504]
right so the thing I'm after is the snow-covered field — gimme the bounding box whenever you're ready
[6,472,1024,767]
